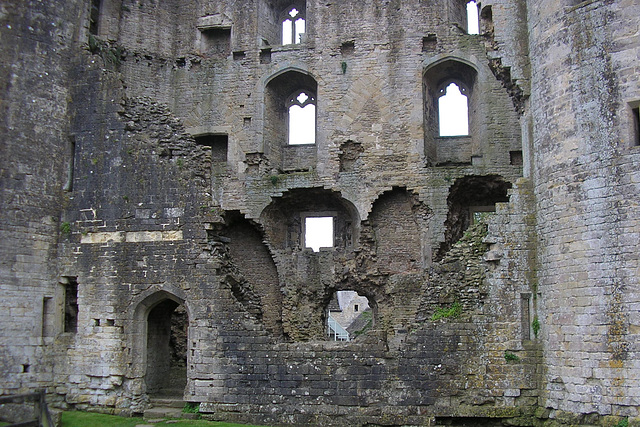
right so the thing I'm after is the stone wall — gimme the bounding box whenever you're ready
[528,0,640,421]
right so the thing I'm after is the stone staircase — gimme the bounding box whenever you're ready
[144,395,184,420]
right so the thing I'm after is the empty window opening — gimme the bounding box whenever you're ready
[510,150,523,166]
[470,206,495,224]
[62,277,78,333]
[341,40,355,55]
[466,1,480,35]
[89,0,102,35]
[93,318,100,327]
[480,5,494,36]
[106,318,115,326]
[439,83,469,136]
[260,48,272,64]
[200,28,231,58]
[437,175,511,259]
[422,34,437,52]
[288,91,316,145]
[233,51,246,60]
[304,216,333,251]
[282,7,305,44]
[327,291,373,341]
[22,364,30,373]
[632,106,640,146]
[195,134,228,163]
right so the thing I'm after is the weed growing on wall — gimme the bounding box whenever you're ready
[431,302,462,321]
[60,222,71,234]
[532,316,540,338]
[504,351,520,363]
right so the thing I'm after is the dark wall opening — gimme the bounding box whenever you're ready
[146,299,188,396]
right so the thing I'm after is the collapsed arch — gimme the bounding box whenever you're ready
[437,175,512,258]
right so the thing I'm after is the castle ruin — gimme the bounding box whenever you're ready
[1,0,639,425]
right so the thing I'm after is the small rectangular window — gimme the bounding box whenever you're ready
[422,34,437,52]
[63,277,78,333]
[89,0,102,35]
[510,150,523,166]
[304,216,334,252]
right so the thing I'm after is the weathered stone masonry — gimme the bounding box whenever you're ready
[1,0,639,426]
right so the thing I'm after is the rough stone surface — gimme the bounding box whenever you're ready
[0,0,638,426]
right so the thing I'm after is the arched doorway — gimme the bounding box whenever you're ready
[145,298,188,397]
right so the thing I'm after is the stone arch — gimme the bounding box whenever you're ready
[262,69,319,171]
[423,56,480,165]
[260,187,360,252]
[128,288,191,397]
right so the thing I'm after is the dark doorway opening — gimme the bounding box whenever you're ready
[146,300,188,397]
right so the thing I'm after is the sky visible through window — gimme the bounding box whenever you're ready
[467,1,479,35]
[305,217,333,251]
[289,92,315,145]
[282,8,305,44]
[439,83,469,136]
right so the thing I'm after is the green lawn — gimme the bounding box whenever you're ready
[61,411,267,427]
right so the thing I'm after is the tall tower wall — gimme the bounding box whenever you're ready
[527,0,640,419]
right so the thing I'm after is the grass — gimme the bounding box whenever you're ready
[61,411,266,427]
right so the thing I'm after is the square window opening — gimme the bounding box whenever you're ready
[304,216,334,252]
[510,150,523,166]
[195,134,228,163]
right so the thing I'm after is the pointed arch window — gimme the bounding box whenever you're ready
[282,7,306,45]
[287,90,316,145]
[438,82,469,136]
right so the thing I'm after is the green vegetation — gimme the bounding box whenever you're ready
[61,411,265,427]
[269,175,280,185]
[60,221,71,235]
[532,316,540,338]
[183,402,200,414]
[431,302,462,321]
[615,418,629,427]
[504,351,520,363]
[87,35,125,67]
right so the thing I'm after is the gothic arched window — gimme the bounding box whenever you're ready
[282,6,306,45]
[438,82,469,136]
[287,90,316,145]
